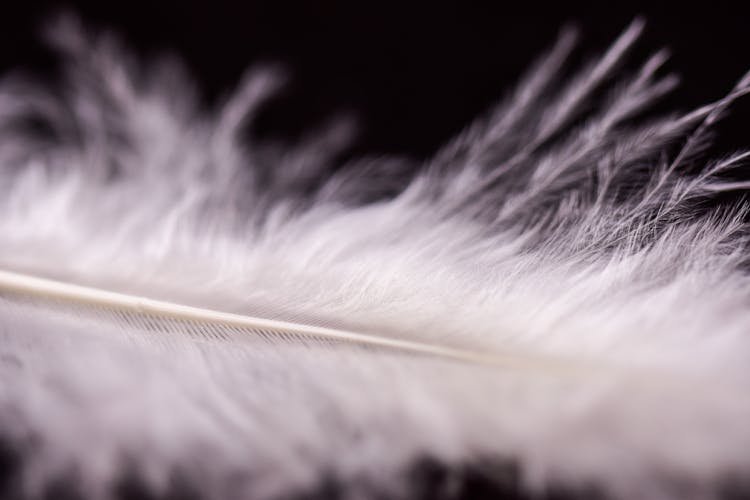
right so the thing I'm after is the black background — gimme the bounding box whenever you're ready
[1,0,749,162]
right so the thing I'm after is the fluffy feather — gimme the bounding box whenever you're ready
[1,14,750,500]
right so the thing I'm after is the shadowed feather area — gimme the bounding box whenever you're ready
[1,15,750,500]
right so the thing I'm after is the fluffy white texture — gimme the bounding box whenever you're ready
[1,14,750,500]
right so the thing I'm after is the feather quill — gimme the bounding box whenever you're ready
[2,14,750,500]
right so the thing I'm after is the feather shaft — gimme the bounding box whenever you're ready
[0,268,589,374]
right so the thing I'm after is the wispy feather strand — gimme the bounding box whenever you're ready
[1,15,750,500]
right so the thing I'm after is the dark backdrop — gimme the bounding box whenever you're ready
[1,0,749,162]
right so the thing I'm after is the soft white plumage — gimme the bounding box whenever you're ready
[1,15,750,500]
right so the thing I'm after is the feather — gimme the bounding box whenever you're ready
[2,13,750,500]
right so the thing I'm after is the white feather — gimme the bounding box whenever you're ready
[1,14,750,500]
